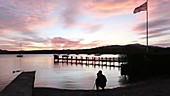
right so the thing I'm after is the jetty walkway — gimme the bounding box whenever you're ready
[0,71,35,96]
[53,55,127,67]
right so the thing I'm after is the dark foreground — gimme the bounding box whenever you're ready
[34,77,170,96]
[0,71,35,96]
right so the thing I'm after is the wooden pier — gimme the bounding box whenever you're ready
[54,55,127,67]
[0,71,36,96]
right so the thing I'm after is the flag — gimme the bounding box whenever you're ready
[133,2,147,14]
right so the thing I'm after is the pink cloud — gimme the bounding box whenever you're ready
[153,39,170,47]
[82,0,148,18]
[0,40,20,50]
[51,37,101,49]
[133,0,170,41]
[1,0,169,50]
[85,24,101,34]
[0,0,57,34]
[59,0,81,28]
[67,22,102,34]
[57,0,162,26]
[134,19,170,34]
[54,0,150,27]
[140,32,170,39]
[0,0,59,50]
[0,30,50,50]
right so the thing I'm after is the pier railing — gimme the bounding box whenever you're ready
[54,55,127,67]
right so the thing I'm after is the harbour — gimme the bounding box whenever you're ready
[0,54,124,92]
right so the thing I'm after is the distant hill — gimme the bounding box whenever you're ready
[0,49,8,54]
[80,44,168,54]
[0,44,169,54]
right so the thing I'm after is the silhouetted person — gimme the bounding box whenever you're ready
[95,70,107,90]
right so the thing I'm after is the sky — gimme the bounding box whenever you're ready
[0,0,170,51]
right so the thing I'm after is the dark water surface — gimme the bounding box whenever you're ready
[0,54,125,91]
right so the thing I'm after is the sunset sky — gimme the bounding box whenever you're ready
[0,0,170,51]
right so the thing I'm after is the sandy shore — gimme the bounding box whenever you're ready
[34,77,170,96]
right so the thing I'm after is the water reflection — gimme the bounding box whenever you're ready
[0,54,126,91]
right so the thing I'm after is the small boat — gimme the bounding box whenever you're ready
[16,43,23,57]
[13,70,22,73]
[95,53,101,56]
[62,54,69,58]
[17,54,23,57]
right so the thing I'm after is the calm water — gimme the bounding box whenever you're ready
[0,54,125,91]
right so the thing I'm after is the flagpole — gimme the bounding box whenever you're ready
[146,0,149,53]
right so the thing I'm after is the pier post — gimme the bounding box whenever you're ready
[91,57,93,65]
[71,56,73,64]
[109,57,111,66]
[87,57,89,65]
[101,57,103,66]
[66,56,68,64]
[61,56,64,63]
[93,57,96,66]
[85,57,88,65]
[113,57,115,62]
[81,56,83,64]
[98,57,100,65]
[54,55,59,63]
[75,57,78,64]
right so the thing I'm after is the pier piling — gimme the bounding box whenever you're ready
[54,55,126,68]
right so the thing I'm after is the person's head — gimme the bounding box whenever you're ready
[98,70,102,74]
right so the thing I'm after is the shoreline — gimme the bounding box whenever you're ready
[34,76,170,96]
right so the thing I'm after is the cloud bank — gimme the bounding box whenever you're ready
[0,0,170,50]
